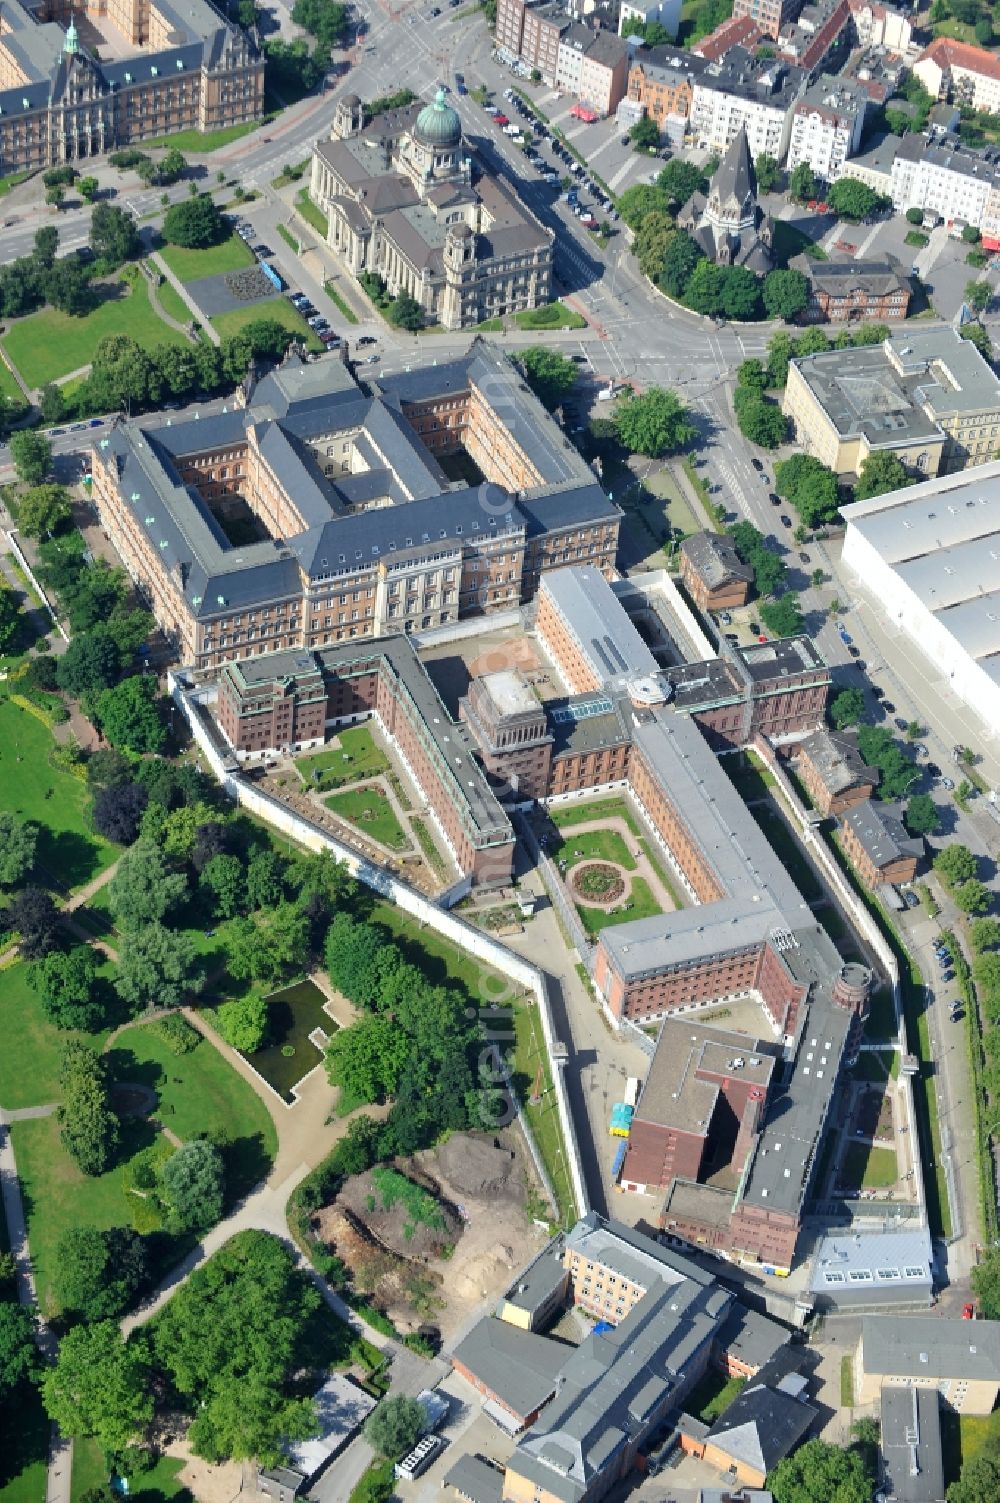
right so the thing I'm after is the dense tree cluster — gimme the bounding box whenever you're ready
[933,844,992,916]
[519,348,577,411]
[52,1225,148,1322]
[727,521,787,598]
[855,726,919,802]
[614,387,696,457]
[774,453,841,528]
[57,1041,120,1176]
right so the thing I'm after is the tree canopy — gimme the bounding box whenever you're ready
[29,946,102,1031]
[42,1321,152,1453]
[614,387,695,457]
[9,431,52,486]
[108,840,188,930]
[854,451,913,501]
[94,674,165,753]
[829,687,866,730]
[933,843,978,888]
[826,177,888,221]
[774,453,841,528]
[161,1138,225,1232]
[365,1396,427,1459]
[16,482,72,538]
[89,202,141,266]
[519,347,577,411]
[216,991,269,1053]
[52,1225,147,1322]
[0,1301,38,1399]
[0,812,36,888]
[855,726,918,801]
[57,1041,119,1176]
[728,520,787,597]
[760,593,804,638]
[762,268,809,321]
[769,1438,872,1503]
[114,922,204,1014]
[904,794,939,836]
[162,194,224,249]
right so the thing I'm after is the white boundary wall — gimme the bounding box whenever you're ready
[170,672,588,1223]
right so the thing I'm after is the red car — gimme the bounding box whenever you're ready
[817,200,829,212]
[495,113,509,126]
[963,1303,976,1319]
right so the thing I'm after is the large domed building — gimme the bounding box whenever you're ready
[310,83,553,330]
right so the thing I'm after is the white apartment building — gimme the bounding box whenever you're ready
[847,0,912,52]
[890,131,1000,232]
[786,75,869,178]
[618,0,683,39]
[555,24,629,113]
[913,37,1000,113]
[688,49,806,159]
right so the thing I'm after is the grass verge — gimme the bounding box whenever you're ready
[512,996,577,1227]
[410,815,449,880]
[945,927,997,1244]
[156,233,255,282]
[210,297,323,350]
[840,1353,854,1407]
[143,120,263,151]
[295,187,328,236]
[325,280,359,325]
[277,222,300,253]
[2,275,187,387]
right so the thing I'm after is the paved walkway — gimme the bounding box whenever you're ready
[555,815,679,917]
[150,252,221,346]
[146,271,194,337]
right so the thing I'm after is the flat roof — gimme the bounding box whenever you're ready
[862,1314,1000,1380]
[627,1018,774,1138]
[287,1373,377,1479]
[880,1387,945,1503]
[810,1227,934,1296]
[479,669,540,719]
[540,567,660,686]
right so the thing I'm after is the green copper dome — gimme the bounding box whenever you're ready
[414,87,461,148]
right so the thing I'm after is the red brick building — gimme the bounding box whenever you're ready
[790,256,912,324]
[680,532,754,612]
[838,799,922,888]
[793,727,878,815]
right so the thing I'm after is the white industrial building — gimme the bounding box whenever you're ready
[841,464,1000,740]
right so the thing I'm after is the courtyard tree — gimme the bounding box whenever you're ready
[656,159,705,208]
[618,184,670,231]
[964,278,992,314]
[94,673,166,753]
[0,812,36,888]
[520,348,577,411]
[55,627,121,700]
[53,1225,148,1322]
[216,991,269,1053]
[245,849,286,911]
[9,430,52,486]
[9,886,60,959]
[115,922,203,1014]
[754,153,780,193]
[954,879,993,915]
[826,177,887,222]
[108,839,189,930]
[769,1438,872,1503]
[16,483,72,538]
[760,593,804,638]
[149,1230,320,1465]
[91,781,148,845]
[365,1396,427,1460]
[629,115,660,150]
[761,267,809,321]
[42,1321,153,1454]
[854,451,912,500]
[161,1138,226,1232]
[57,1042,119,1176]
[324,912,388,1007]
[199,853,246,918]
[89,202,142,267]
[614,387,695,457]
[788,162,817,202]
[162,194,224,249]
[904,794,939,837]
[387,292,423,331]
[0,1301,38,1400]
[29,945,102,1031]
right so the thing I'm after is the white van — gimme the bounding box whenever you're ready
[395,1434,448,1482]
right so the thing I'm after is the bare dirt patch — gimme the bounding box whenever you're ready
[311,1130,548,1340]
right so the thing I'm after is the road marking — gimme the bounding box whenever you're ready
[607,159,636,191]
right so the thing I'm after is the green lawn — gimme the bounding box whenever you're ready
[72,1442,190,1503]
[210,296,323,351]
[549,796,639,833]
[370,899,513,1001]
[684,1370,747,1424]
[157,233,255,282]
[410,814,449,879]
[512,302,586,330]
[296,187,329,236]
[155,277,194,326]
[0,960,118,1110]
[325,785,410,851]
[0,360,25,409]
[0,698,116,889]
[297,726,390,790]
[554,827,636,871]
[576,875,661,936]
[325,280,359,325]
[941,1410,1000,1488]
[865,986,899,1040]
[145,121,264,152]
[105,1020,277,1200]
[840,1141,898,1190]
[771,218,829,267]
[512,997,577,1226]
[2,276,187,388]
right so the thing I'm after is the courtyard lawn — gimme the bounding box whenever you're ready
[646,468,699,540]
[941,1410,1000,1488]
[325,785,409,851]
[549,796,639,834]
[685,1370,747,1424]
[2,276,187,389]
[512,997,577,1227]
[840,1141,898,1191]
[157,233,255,282]
[105,1020,277,1200]
[0,960,117,1111]
[512,302,586,330]
[553,827,636,872]
[0,698,116,889]
[155,276,195,326]
[72,1440,190,1503]
[144,121,262,152]
[0,359,26,409]
[210,296,323,351]
[576,875,661,937]
[297,725,389,790]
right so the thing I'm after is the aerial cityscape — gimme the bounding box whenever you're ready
[4,0,1000,1499]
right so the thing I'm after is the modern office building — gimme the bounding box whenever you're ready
[0,0,261,173]
[783,327,1000,478]
[841,463,1000,739]
[309,89,554,331]
[89,342,620,676]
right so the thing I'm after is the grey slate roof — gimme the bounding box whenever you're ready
[453,1319,568,1418]
[796,728,879,795]
[681,530,754,590]
[839,800,923,868]
[444,1454,505,1503]
[861,1315,1000,1381]
[712,125,756,209]
[706,1369,815,1475]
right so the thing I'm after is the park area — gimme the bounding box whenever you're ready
[239,977,338,1103]
[296,726,389,791]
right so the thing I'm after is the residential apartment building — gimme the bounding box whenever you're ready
[786,75,870,178]
[688,48,807,161]
[310,90,553,332]
[847,0,912,50]
[618,0,682,42]
[693,14,764,59]
[789,255,911,323]
[556,25,629,114]
[775,0,852,76]
[731,0,799,44]
[890,130,1000,234]
[914,36,1000,114]
[783,327,1000,477]
[0,0,261,173]
[838,800,922,888]
[496,0,570,79]
[625,43,706,139]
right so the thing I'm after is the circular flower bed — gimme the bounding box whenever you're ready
[570,861,625,904]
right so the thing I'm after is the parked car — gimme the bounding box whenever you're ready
[882,700,896,714]
[938,776,955,790]
[769,492,780,506]
[780,514,792,528]
[720,611,732,625]
[357,335,378,346]
[927,762,941,778]
[751,457,764,473]
[847,644,860,657]
[798,551,809,564]
[894,717,908,731]
[903,890,919,909]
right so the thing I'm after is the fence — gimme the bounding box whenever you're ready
[170,672,589,1223]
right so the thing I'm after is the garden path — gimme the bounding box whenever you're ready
[555,815,678,915]
[149,252,220,346]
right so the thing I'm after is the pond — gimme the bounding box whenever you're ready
[247,978,338,1103]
